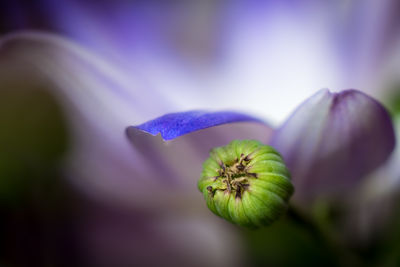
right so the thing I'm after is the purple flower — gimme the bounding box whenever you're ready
[0,32,270,267]
[127,89,395,204]
[0,1,399,266]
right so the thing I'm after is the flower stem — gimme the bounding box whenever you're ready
[287,205,362,267]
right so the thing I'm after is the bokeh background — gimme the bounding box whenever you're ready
[0,1,399,266]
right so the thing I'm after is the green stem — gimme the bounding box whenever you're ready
[287,205,362,267]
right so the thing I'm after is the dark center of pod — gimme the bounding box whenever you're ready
[209,153,256,199]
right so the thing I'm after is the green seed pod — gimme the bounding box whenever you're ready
[198,140,294,228]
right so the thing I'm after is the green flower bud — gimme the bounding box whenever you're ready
[198,140,294,228]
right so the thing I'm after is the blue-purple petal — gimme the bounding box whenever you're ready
[270,89,396,202]
[131,110,264,141]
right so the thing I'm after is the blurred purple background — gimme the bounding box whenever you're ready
[0,1,400,266]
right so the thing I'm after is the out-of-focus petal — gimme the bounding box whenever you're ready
[342,116,400,246]
[0,0,345,124]
[0,31,175,205]
[0,31,273,208]
[2,1,400,125]
[0,32,261,266]
[337,0,400,92]
[270,89,396,203]
[133,110,263,140]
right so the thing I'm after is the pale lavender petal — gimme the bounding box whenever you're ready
[2,1,400,124]
[134,110,263,141]
[337,0,400,88]
[0,32,267,266]
[0,31,166,202]
[0,31,271,208]
[341,116,400,245]
[270,89,396,203]
[0,0,352,125]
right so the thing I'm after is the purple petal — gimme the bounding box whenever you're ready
[126,115,272,187]
[0,31,171,206]
[0,32,257,266]
[270,89,396,203]
[132,110,264,141]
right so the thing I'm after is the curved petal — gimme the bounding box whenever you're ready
[342,116,400,245]
[0,31,158,205]
[127,112,272,190]
[0,32,271,206]
[134,110,264,140]
[2,1,400,125]
[0,32,269,266]
[270,89,396,203]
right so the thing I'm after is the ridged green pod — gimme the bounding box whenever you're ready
[198,140,294,228]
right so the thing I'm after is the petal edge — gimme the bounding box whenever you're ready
[270,89,396,202]
[130,110,264,141]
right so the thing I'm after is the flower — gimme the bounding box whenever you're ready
[127,89,395,205]
[0,33,257,267]
[0,1,399,266]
